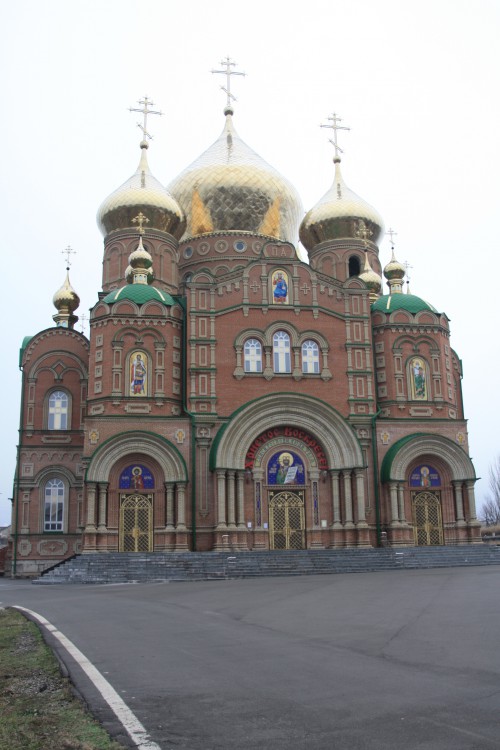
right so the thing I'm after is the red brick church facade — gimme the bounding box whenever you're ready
[9,100,479,576]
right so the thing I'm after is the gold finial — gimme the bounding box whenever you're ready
[62,245,76,270]
[211,56,246,113]
[321,113,350,162]
[132,212,150,235]
[355,219,373,246]
[129,96,163,145]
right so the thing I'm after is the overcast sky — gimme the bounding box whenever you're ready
[1,0,498,525]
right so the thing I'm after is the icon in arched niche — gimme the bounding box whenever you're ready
[130,351,147,396]
[410,464,441,488]
[272,269,289,304]
[119,464,155,490]
[409,357,427,400]
[268,450,305,485]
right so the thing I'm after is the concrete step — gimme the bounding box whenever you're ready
[32,545,500,584]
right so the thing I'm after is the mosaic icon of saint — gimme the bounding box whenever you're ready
[272,270,288,304]
[130,352,147,396]
[131,466,144,489]
[276,452,294,484]
[410,357,427,399]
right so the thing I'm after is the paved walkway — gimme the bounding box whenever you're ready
[1,567,500,749]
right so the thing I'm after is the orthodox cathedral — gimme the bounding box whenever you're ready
[9,69,480,576]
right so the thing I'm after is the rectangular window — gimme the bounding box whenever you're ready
[44,480,64,531]
[48,392,68,430]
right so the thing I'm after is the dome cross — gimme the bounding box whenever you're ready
[129,96,163,143]
[355,219,373,246]
[132,212,150,235]
[61,245,76,270]
[386,227,398,247]
[321,113,350,162]
[211,56,246,110]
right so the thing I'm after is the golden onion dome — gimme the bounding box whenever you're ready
[384,249,405,281]
[167,109,303,244]
[53,271,80,313]
[359,251,382,297]
[299,158,384,251]
[97,142,186,238]
[128,236,153,269]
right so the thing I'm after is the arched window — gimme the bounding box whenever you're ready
[348,255,361,277]
[244,339,263,373]
[302,340,320,374]
[44,478,65,531]
[48,391,69,430]
[273,331,291,373]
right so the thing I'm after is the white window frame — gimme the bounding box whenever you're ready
[44,478,65,532]
[273,331,291,373]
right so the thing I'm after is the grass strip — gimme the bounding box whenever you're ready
[0,608,125,750]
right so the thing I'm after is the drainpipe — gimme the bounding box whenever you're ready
[12,364,26,576]
[179,295,197,551]
[371,408,382,547]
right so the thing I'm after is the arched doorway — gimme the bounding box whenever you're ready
[269,491,305,550]
[412,491,444,546]
[119,494,153,552]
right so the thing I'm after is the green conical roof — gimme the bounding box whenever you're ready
[103,285,175,306]
[372,293,439,315]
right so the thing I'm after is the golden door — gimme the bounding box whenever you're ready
[119,494,153,552]
[412,491,444,546]
[269,491,305,550]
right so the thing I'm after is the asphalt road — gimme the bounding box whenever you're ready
[1,567,500,750]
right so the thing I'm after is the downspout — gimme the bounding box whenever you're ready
[179,295,197,551]
[371,408,382,546]
[12,364,26,576]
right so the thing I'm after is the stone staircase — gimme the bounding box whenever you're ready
[33,544,500,584]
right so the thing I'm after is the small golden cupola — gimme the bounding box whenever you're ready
[168,58,303,245]
[359,251,382,302]
[53,247,80,329]
[104,221,176,307]
[96,97,185,239]
[299,114,384,255]
[383,230,406,294]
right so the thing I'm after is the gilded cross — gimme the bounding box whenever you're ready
[132,212,150,235]
[79,312,88,334]
[129,96,163,142]
[355,219,373,245]
[386,227,398,246]
[321,113,350,160]
[403,260,413,282]
[62,245,76,269]
[211,56,246,109]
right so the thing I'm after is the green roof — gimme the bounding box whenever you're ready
[372,293,439,315]
[19,335,34,366]
[103,285,175,306]
[380,433,427,482]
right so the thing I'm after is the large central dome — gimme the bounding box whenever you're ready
[168,109,303,244]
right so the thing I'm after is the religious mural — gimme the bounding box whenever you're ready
[267,450,305,485]
[410,464,441,488]
[119,464,155,490]
[130,351,147,396]
[272,269,289,304]
[409,357,427,400]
